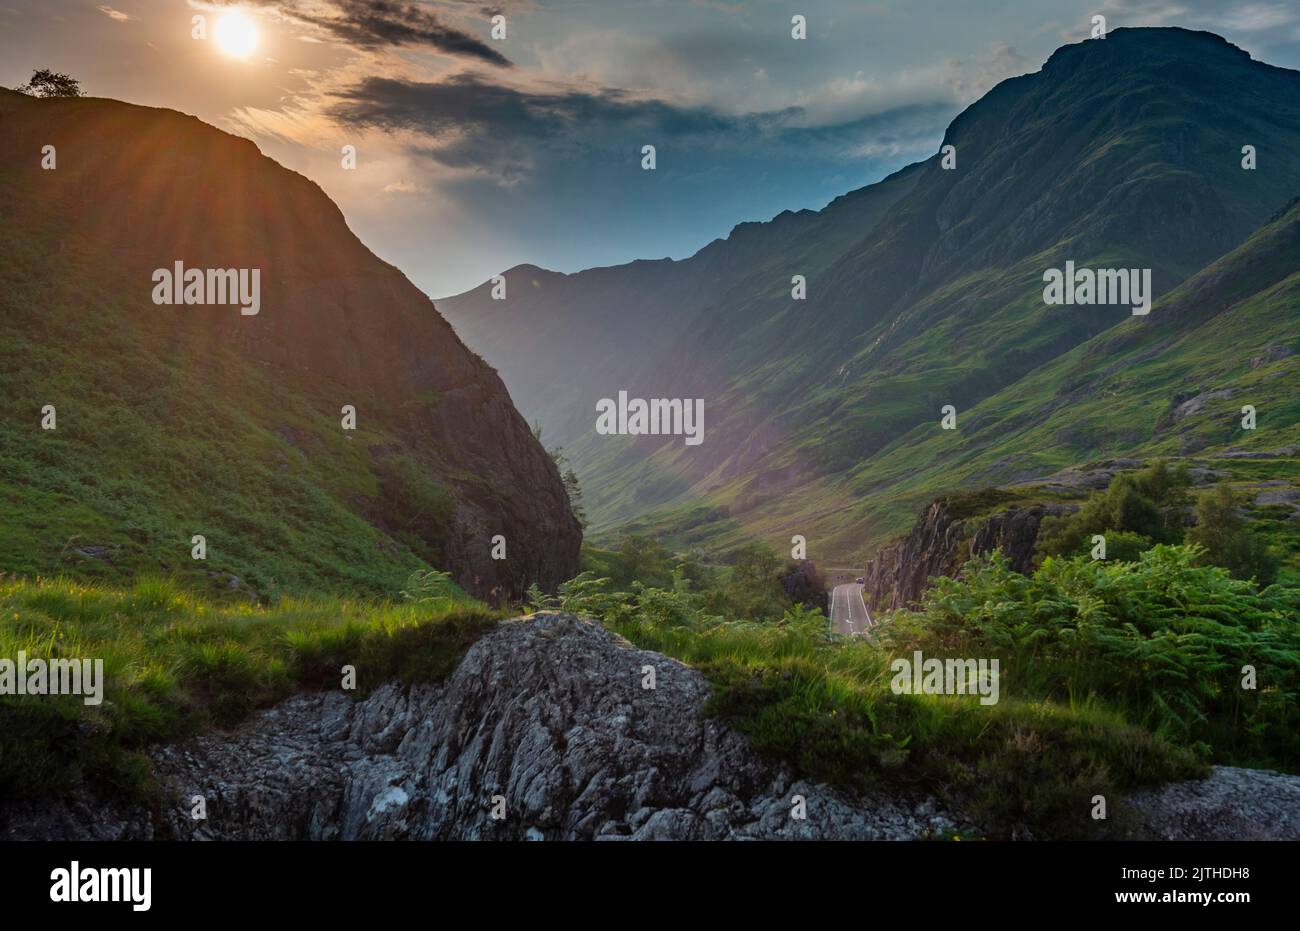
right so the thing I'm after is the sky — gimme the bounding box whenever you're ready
[3,0,1299,297]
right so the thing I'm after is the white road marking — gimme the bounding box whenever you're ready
[829,581,876,636]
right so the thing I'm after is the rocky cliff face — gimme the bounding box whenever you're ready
[862,500,1075,612]
[4,613,1296,841]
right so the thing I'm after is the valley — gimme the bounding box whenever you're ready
[439,28,1300,569]
[1,14,1297,856]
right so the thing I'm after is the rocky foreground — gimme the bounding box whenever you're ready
[6,613,1299,840]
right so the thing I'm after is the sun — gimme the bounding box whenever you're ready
[213,10,259,58]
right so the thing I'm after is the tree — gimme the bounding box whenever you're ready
[779,560,829,613]
[1187,485,1278,584]
[1132,459,1193,516]
[1037,460,1192,560]
[17,69,82,98]
[546,444,586,530]
[672,548,718,594]
[727,542,788,620]
[560,464,586,530]
[614,535,675,589]
[533,422,587,530]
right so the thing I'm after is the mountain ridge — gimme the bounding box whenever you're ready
[438,27,1300,563]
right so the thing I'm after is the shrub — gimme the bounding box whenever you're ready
[883,546,1300,766]
[1188,485,1279,585]
[569,541,1297,837]
[1037,460,1192,559]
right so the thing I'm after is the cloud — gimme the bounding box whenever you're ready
[239,0,512,65]
[330,72,757,138]
[382,179,429,192]
[326,70,947,186]
[1101,0,1300,34]
[530,25,796,111]
[96,4,132,20]
[326,72,742,183]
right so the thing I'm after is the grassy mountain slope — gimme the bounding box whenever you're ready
[440,28,1300,563]
[0,89,580,599]
[627,194,1300,574]
[825,194,1300,566]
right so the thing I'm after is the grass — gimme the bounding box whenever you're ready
[605,609,1201,839]
[6,543,1296,841]
[0,223,455,599]
[0,573,501,801]
[557,543,1300,839]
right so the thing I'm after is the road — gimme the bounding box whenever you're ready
[829,580,875,635]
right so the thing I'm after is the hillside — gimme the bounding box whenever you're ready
[438,28,1300,562]
[0,89,580,599]
[849,194,1300,581]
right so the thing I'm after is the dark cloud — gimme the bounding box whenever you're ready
[329,72,774,137]
[328,72,807,182]
[252,0,511,65]
[329,74,702,183]
[433,0,535,15]
[327,71,950,191]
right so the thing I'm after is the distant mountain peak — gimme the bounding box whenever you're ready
[1042,26,1252,72]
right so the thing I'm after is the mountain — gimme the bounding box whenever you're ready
[853,191,1300,584]
[0,89,580,599]
[438,28,1300,562]
[440,161,924,448]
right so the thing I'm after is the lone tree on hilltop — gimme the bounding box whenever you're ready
[16,69,82,98]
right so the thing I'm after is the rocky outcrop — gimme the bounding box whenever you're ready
[5,613,1298,842]
[779,561,830,613]
[1128,766,1300,840]
[861,499,1074,612]
[2,615,963,841]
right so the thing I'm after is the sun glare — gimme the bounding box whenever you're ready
[213,10,259,58]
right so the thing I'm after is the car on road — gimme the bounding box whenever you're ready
[855,577,864,584]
